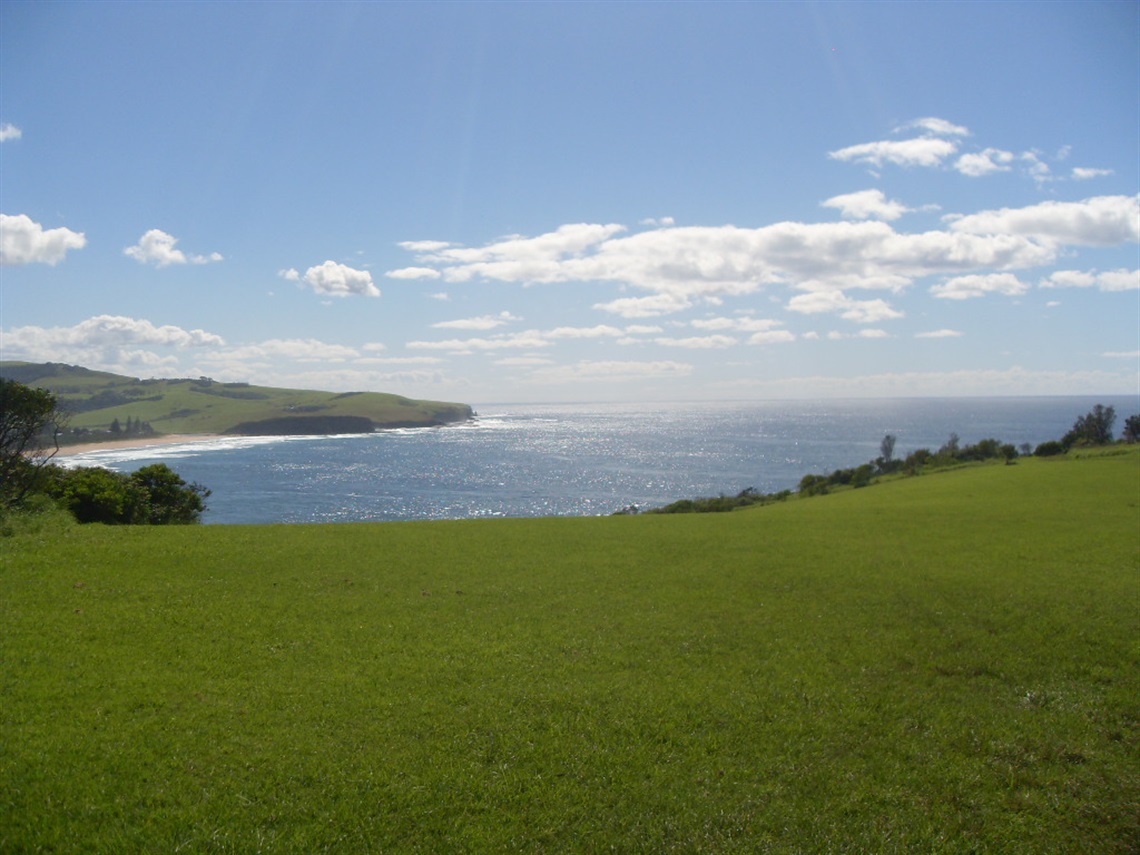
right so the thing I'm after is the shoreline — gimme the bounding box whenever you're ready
[53,434,225,457]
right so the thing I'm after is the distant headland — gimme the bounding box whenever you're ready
[0,361,474,445]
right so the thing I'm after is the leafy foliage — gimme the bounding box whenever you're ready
[0,378,66,507]
[44,463,210,525]
[1063,404,1116,448]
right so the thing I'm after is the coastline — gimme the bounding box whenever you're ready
[54,434,224,457]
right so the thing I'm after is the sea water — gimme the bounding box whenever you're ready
[59,397,1140,525]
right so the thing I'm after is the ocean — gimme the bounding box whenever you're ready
[60,396,1139,525]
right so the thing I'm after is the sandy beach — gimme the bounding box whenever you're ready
[54,434,224,457]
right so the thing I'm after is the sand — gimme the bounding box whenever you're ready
[53,434,224,457]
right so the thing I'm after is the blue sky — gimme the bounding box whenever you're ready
[2,1,1137,404]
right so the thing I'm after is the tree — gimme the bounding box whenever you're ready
[1123,415,1140,444]
[0,378,66,507]
[46,462,210,525]
[1063,404,1116,448]
[877,434,897,473]
[130,464,211,524]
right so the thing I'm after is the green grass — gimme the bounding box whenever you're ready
[0,361,471,437]
[2,451,1138,852]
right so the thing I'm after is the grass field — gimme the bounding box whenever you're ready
[2,451,1137,852]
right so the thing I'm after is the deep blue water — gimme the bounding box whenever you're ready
[61,396,1139,525]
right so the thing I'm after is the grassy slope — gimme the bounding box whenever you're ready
[2,451,1138,852]
[0,362,472,435]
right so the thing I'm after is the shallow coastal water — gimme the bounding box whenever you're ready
[61,396,1140,524]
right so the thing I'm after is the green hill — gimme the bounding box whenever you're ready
[0,361,473,440]
[1,449,1137,851]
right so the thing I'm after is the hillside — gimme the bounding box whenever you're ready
[0,361,474,440]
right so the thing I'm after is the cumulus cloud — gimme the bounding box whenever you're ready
[385,266,442,280]
[277,268,301,281]
[954,148,1015,177]
[302,260,380,297]
[399,215,1066,322]
[786,291,904,323]
[433,311,522,330]
[548,324,624,340]
[748,330,796,345]
[895,117,970,137]
[1,314,225,371]
[398,240,452,252]
[828,136,959,169]
[1040,268,1139,291]
[1072,167,1114,180]
[124,229,223,267]
[821,189,910,221]
[0,123,22,142]
[407,330,551,352]
[654,334,737,349]
[916,329,963,338]
[947,195,1140,245]
[692,316,786,333]
[594,294,695,318]
[930,273,1029,300]
[1,213,87,265]
[206,338,360,363]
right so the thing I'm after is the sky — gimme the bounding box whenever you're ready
[1,1,1138,405]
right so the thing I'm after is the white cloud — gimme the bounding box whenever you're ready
[429,292,451,301]
[828,136,959,169]
[1021,151,1052,184]
[692,316,785,333]
[205,338,360,363]
[640,216,676,227]
[385,266,442,280]
[124,229,223,267]
[407,330,551,352]
[398,240,452,252]
[895,117,970,137]
[947,195,1140,245]
[821,189,910,221]
[916,329,963,339]
[857,329,889,339]
[1,213,87,265]
[623,324,664,335]
[494,356,555,366]
[1072,167,1114,180]
[954,148,1015,177]
[1,314,225,372]
[786,291,904,323]
[748,330,796,345]
[1040,268,1139,292]
[930,273,1029,300]
[402,217,1062,321]
[277,268,300,281]
[594,294,694,318]
[302,260,380,297]
[0,123,22,142]
[653,335,737,349]
[433,311,522,331]
[548,325,624,340]
[1103,350,1140,358]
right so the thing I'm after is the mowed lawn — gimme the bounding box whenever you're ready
[2,451,1137,853]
